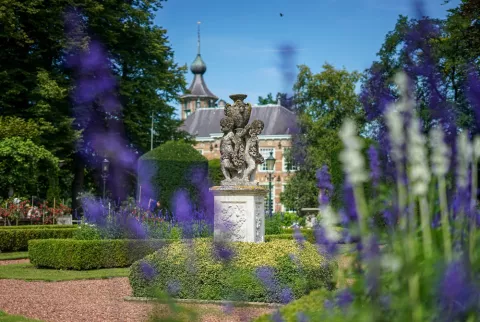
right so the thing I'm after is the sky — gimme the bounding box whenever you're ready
[153,0,461,116]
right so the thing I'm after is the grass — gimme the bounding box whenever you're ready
[0,263,129,281]
[0,252,29,260]
[0,311,42,322]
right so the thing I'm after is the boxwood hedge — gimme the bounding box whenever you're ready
[254,289,330,322]
[0,228,74,251]
[29,239,170,270]
[129,239,335,303]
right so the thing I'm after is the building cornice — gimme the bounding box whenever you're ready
[194,134,292,142]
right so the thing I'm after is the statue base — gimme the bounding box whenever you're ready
[210,185,268,243]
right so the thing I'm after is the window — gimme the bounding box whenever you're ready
[258,148,275,172]
[282,147,298,172]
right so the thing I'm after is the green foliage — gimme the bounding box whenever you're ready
[282,63,365,211]
[72,224,102,240]
[208,159,224,186]
[129,239,334,303]
[254,289,330,322]
[0,228,74,251]
[138,140,208,211]
[265,213,301,235]
[29,239,169,270]
[0,310,43,322]
[0,137,59,199]
[0,251,29,260]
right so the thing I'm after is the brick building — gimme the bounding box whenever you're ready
[179,24,298,213]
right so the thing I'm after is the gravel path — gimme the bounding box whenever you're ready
[0,259,30,266]
[0,277,274,322]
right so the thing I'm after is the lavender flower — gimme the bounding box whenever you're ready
[279,288,294,304]
[316,165,333,205]
[166,280,181,296]
[212,242,235,262]
[368,145,381,186]
[336,288,354,308]
[140,261,156,281]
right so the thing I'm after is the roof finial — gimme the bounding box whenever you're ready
[197,21,201,55]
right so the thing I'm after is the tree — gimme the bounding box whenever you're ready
[0,1,190,210]
[258,93,276,105]
[281,63,364,210]
[257,92,296,110]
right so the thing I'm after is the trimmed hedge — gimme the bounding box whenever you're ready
[29,239,170,270]
[0,228,74,251]
[254,289,329,322]
[137,140,208,211]
[0,225,76,230]
[129,239,335,303]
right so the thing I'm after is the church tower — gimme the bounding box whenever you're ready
[180,22,218,120]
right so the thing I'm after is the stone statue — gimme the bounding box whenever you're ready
[220,94,264,185]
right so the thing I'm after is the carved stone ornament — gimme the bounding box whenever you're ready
[220,94,264,185]
[219,203,246,240]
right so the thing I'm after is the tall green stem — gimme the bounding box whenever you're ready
[420,196,433,259]
[438,176,452,262]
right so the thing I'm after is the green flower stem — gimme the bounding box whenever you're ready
[438,176,452,262]
[409,273,422,322]
[419,196,433,259]
[353,185,369,243]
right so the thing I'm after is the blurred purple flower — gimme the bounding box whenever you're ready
[343,184,358,222]
[383,209,396,227]
[140,261,156,280]
[126,217,147,239]
[272,310,284,322]
[368,146,381,186]
[431,213,441,228]
[438,260,478,320]
[296,312,309,322]
[213,242,235,262]
[324,299,334,310]
[222,302,234,315]
[293,227,305,247]
[280,288,294,304]
[316,165,333,206]
[336,288,354,308]
[167,280,181,296]
[314,226,338,258]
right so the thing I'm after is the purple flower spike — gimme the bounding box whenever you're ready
[166,280,181,296]
[324,299,334,310]
[213,242,235,262]
[280,288,294,304]
[272,310,285,322]
[293,227,305,247]
[296,312,309,322]
[368,145,381,186]
[438,260,478,320]
[140,261,156,281]
[316,165,333,206]
[336,288,354,308]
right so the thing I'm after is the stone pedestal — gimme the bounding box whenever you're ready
[210,185,267,243]
[56,215,73,225]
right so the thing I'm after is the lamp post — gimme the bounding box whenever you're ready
[101,158,110,199]
[266,151,276,217]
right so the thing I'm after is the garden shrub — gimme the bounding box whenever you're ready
[208,158,224,186]
[0,228,74,251]
[29,239,170,270]
[254,289,330,322]
[137,140,208,211]
[129,239,334,303]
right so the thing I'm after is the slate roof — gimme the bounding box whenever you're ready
[181,104,298,138]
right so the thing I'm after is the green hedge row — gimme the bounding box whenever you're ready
[0,228,74,251]
[0,224,76,230]
[29,239,170,270]
[129,239,335,303]
[254,289,329,322]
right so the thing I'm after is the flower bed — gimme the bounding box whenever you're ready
[0,224,76,229]
[29,239,170,270]
[0,228,74,251]
[129,239,335,303]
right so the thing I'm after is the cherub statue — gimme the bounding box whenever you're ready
[220,117,245,180]
[224,101,252,130]
[242,119,265,181]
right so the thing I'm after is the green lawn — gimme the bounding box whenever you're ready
[0,263,129,281]
[0,311,42,322]
[0,252,29,260]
